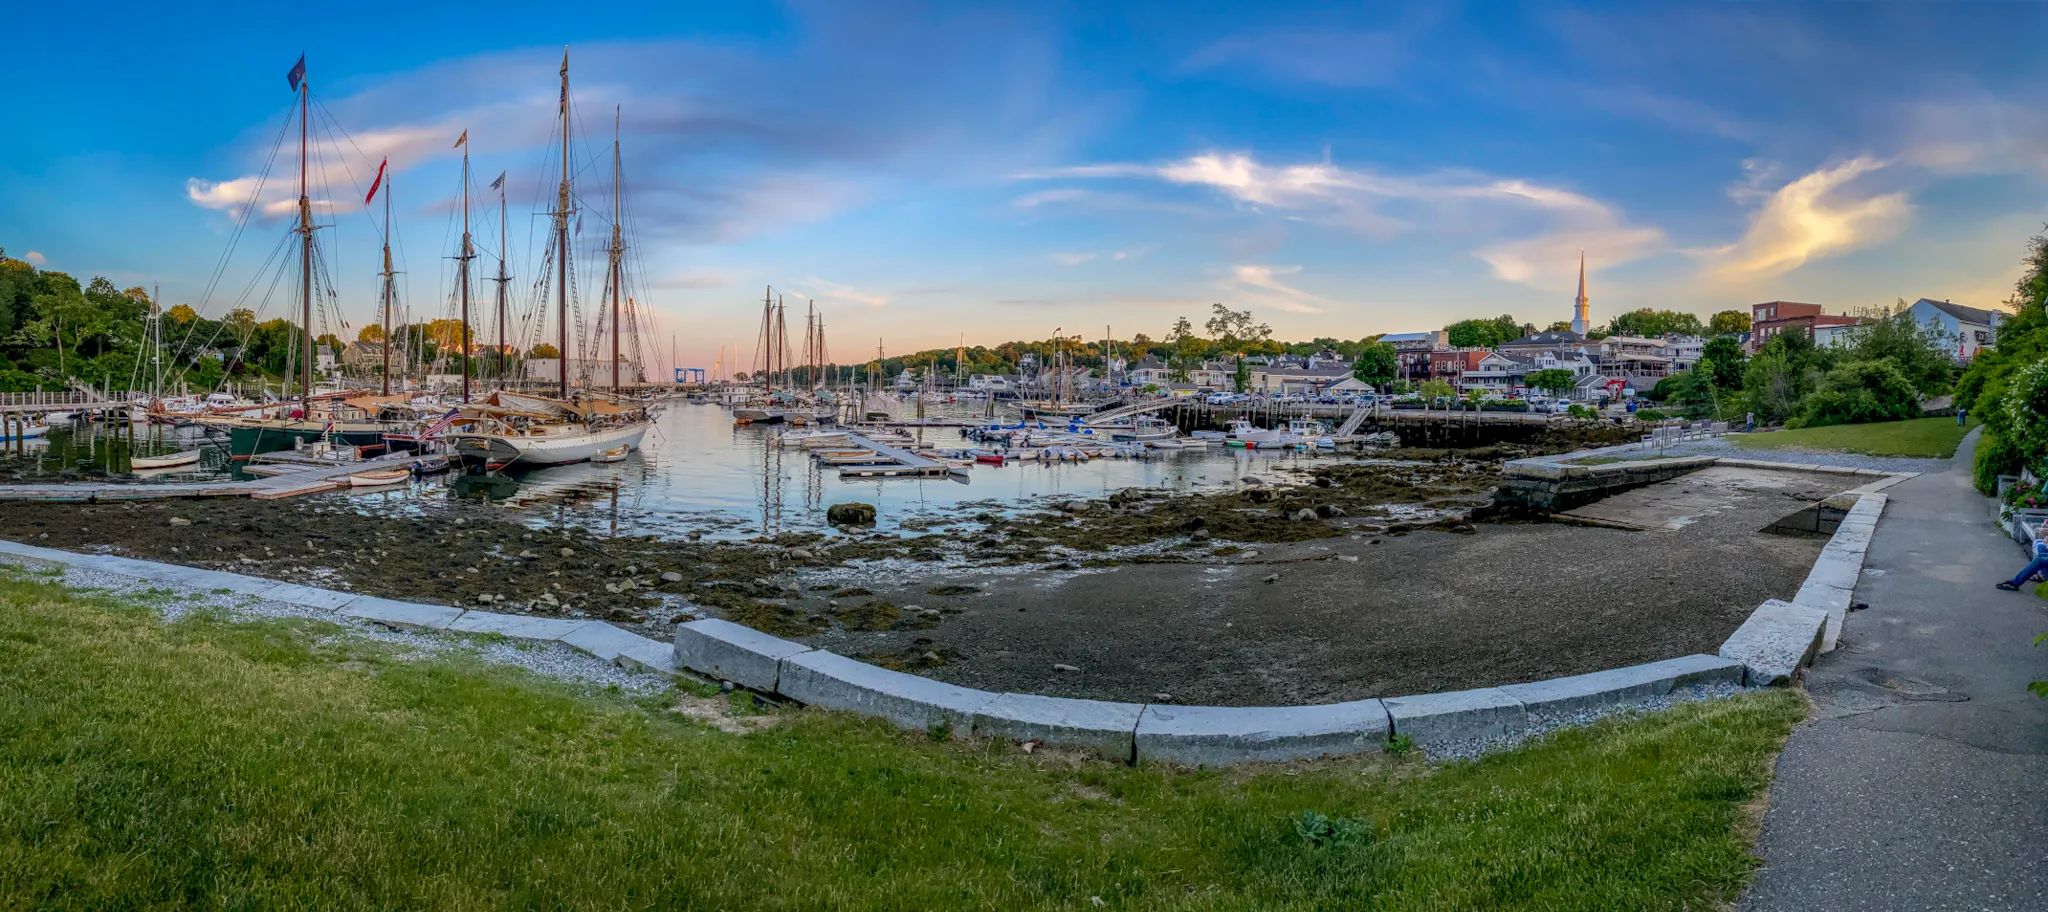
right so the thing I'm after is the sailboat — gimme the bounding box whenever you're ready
[201,57,418,459]
[451,51,652,469]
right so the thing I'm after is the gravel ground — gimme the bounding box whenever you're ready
[796,468,1849,706]
[1571,435,1943,475]
[0,554,669,697]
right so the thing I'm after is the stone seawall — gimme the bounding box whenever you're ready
[1494,455,1718,511]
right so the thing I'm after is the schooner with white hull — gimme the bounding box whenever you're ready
[452,50,651,469]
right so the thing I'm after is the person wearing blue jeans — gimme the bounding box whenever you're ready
[1995,534,2048,591]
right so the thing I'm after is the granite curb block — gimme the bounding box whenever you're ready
[777,650,996,732]
[972,693,1147,761]
[1797,492,1887,652]
[449,611,595,641]
[1719,599,1830,685]
[1135,700,1391,766]
[1383,687,1527,746]
[673,618,816,692]
[560,623,677,673]
[340,596,465,631]
[1501,654,1745,720]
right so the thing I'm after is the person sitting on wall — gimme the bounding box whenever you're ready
[1994,530,2048,591]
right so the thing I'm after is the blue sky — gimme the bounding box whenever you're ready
[6,1,2047,374]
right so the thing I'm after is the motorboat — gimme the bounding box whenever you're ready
[0,421,50,442]
[1106,415,1178,443]
[590,445,631,464]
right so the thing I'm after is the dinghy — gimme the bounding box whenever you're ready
[345,466,412,487]
[130,449,202,470]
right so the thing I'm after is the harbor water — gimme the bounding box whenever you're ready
[4,403,1343,540]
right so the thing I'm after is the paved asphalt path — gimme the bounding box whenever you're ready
[1743,430,2048,911]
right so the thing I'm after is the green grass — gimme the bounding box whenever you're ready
[1734,416,1977,458]
[0,571,1806,911]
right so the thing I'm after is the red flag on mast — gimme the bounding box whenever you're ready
[364,158,388,205]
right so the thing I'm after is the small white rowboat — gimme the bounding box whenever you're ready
[590,445,631,463]
[131,449,202,470]
[345,467,413,487]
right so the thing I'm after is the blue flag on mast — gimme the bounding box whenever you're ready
[286,55,306,92]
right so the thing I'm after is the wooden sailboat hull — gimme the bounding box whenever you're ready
[452,421,650,468]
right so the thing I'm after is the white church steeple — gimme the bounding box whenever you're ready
[1570,251,1590,336]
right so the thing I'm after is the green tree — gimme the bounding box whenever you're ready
[1444,314,1522,348]
[1165,317,1203,383]
[529,343,561,359]
[1525,368,1577,398]
[1709,310,1752,335]
[1840,302,1960,396]
[1608,308,1704,338]
[1741,332,1824,422]
[1700,337,1747,389]
[1352,342,1397,388]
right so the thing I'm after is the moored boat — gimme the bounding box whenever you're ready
[130,449,202,470]
[345,466,412,487]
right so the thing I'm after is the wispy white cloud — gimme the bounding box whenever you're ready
[791,276,890,310]
[1703,157,1909,281]
[1027,151,1666,288]
[22,250,46,265]
[1050,244,1152,267]
[1230,264,1326,314]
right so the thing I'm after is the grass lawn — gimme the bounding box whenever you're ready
[0,568,1805,911]
[1733,416,1976,458]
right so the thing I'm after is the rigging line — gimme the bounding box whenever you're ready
[168,230,293,374]
[176,101,294,359]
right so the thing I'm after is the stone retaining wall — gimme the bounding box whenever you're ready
[1496,452,1914,513]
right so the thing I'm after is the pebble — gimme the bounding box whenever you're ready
[660,571,683,583]
[167,517,192,527]
[1053,663,1080,673]
[1261,573,1280,584]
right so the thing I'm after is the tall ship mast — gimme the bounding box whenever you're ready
[449,49,654,470]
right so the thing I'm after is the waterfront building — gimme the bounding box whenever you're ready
[1903,298,2003,361]
[1748,301,1860,353]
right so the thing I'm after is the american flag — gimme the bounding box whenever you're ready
[420,408,461,439]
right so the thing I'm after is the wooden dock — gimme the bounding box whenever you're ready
[833,432,969,480]
[0,453,419,503]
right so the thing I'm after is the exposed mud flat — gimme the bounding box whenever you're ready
[0,451,1509,639]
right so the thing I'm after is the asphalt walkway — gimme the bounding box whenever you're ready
[1743,429,2048,911]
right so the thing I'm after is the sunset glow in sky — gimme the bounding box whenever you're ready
[5,1,2046,373]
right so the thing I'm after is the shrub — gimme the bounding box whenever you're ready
[1794,359,1920,428]
[1974,430,2025,495]
[2002,360,2048,467]
[1634,408,1670,422]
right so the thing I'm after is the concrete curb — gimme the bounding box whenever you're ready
[1718,599,1830,685]
[3,537,1789,767]
[0,541,679,678]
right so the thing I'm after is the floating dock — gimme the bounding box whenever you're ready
[0,453,420,503]
[831,432,969,480]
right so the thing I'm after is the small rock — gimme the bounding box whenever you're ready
[1315,504,1345,518]
[1291,508,1318,522]
[519,550,538,560]
[1053,663,1080,673]
[167,516,192,527]
[1190,529,1211,542]
[1337,554,1359,563]
[1153,692,1173,703]
[1241,476,1266,485]
[560,547,576,557]
[660,571,684,583]
[1448,522,1477,535]
[1261,572,1280,584]
[789,548,816,561]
